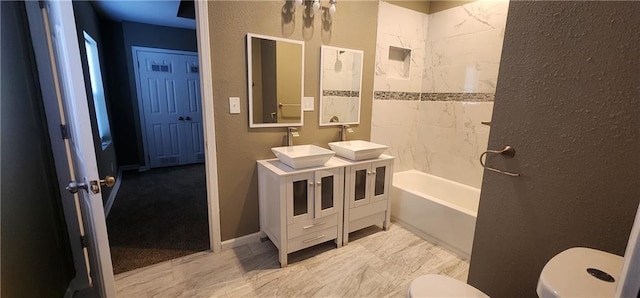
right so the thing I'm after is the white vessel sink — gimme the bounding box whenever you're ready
[271,145,335,169]
[328,140,388,161]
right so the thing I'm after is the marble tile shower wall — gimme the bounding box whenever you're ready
[374,1,427,92]
[423,1,509,93]
[371,100,492,188]
[370,1,509,188]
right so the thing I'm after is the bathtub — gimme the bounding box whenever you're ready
[391,170,480,259]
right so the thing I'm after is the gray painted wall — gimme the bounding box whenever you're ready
[468,2,640,297]
[1,2,75,296]
[73,1,117,203]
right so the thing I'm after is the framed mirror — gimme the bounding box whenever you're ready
[247,33,305,128]
[319,45,363,126]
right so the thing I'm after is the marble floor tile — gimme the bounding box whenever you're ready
[114,224,469,297]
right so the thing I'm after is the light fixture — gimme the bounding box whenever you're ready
[283,0,336,41]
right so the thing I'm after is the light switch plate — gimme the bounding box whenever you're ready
[303,97,314,111]
[229,97,240,114]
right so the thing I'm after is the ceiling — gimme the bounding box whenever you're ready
[91,0,196,30]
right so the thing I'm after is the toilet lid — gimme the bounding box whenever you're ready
[409,275,490,298]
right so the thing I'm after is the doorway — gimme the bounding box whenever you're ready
[105,46,209,274]
[70,1,217,275]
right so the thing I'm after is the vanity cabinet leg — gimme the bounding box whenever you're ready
[279,250,288,268]
[383,211,391,231]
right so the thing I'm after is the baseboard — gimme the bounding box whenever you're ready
[221,231,262,251]
[119,164,139,171]
[104,169,123,218]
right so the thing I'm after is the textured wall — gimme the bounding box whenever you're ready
[468,2,640,297]
[209,1,378,240]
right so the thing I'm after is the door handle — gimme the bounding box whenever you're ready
[100,176,116,188]
[185,116,191,121]
[178,116,184,121]
[89,176,116,194]
[66,181,88,194]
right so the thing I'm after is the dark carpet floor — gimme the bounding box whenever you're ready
[106,164,210,274]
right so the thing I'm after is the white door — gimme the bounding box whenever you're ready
[43,0,115,296]
[136,50,205,168]
[182,55,205,164]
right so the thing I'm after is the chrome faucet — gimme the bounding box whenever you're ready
[287,127,299,147]
[339,124,353,141]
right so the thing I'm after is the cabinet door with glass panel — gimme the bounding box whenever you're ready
[347,159,391,208]
[287,168,342,224]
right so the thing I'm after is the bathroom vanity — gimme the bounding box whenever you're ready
[257,153,394,267]
[340,155,394,245]
[257,157,345,267]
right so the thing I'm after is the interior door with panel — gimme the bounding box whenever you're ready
[137,50,187,168]
[136,50,204,168]
[181,55,205,164]
[42,0,115,296]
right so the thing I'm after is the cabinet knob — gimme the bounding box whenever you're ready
[308,182,314,186]
[372,171,377,175]
[316,181,321,186]
[367,171,373,175]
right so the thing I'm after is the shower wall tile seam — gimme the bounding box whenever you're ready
[373,91,495,102]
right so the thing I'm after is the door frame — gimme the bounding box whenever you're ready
[131,46,200,170]
[191,0,222,253]
[129,1,222,253]
[25,0,221,295]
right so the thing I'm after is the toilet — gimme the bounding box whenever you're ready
[408,247,623,298]
[536,247,623,298]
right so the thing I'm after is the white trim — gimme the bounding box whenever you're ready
[104,169,123,218]
[195,0,222,253]
[131,46,199,171]
[221,232,263,251]
[246,33,305,128]
[318,45,364,126]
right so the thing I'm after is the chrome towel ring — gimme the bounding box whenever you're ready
[479,145,520,177]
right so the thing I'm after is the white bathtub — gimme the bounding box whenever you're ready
[391,170,480,259]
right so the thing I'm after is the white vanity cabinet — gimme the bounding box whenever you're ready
[257,158,345,267]
[342,155,394,245]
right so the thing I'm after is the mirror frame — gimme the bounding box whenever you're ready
[319,45,364,126]
[246,33,305,128]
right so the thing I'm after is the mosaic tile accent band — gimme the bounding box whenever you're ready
[374,91,494,102]
[323,90,360,97]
